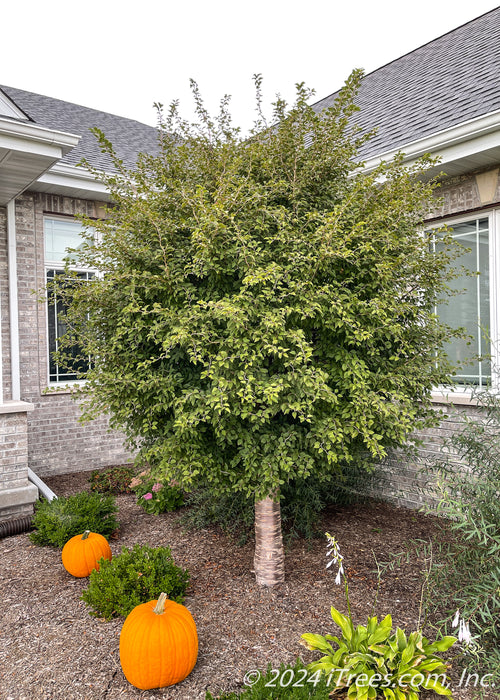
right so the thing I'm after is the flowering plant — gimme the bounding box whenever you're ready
[130,469,184,515]
[300,534,457,699]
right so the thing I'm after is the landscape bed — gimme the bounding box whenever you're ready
[0,470,493,700]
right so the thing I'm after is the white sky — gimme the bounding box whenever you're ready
[2,1,500,134]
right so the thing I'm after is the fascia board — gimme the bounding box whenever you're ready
[37,162,109,195]
[361,108,500,172]
[0,117,80,157]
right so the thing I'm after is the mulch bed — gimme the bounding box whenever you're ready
[0,471,493,700]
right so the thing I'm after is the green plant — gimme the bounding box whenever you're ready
[418,388,500,682]
[301,534,456,699]
[131,471,184,514]
[89,464,136,494]
[205,660,333,699]
[81,543,189,619]
[30,491,119,547]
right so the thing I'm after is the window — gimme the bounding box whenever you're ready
[44,218,94,384]
[430,211,500,391]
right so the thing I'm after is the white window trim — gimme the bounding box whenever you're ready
[430,208,500,403]
[43,216,96,388]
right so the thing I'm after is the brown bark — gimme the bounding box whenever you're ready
[253,494,285,586]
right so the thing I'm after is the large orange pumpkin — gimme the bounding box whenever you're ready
[119,592,198,690]
[61,530,112,578]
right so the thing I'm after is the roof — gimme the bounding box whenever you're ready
[0,85,159,172]
[1,7,500,180]
[312,7,500,161]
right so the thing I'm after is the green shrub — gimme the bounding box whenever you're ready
[131,471,185,515]
[205,660,332,699]
[184,468,376,544]
[89,464,136,494]
[30,491,119,547]
[81,543,189,619]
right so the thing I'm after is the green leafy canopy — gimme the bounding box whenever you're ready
[57,70,462,500]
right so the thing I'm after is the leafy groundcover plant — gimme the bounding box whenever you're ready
[81,543,189,619]
[30,491,119,547]
[301,535,456,699]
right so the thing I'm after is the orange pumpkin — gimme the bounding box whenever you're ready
[119,592,198,689]
[61,530,112,578]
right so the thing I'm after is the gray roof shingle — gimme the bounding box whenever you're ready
[312,7,500,160]
[0,85,159,171]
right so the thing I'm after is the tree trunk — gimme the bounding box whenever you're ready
[254,494,285,586]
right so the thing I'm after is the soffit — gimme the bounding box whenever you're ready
[0,118,80,206]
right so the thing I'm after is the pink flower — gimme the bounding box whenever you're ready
[143,493,153,500]
[152,482,163,492]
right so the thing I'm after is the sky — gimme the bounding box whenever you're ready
[2,1,500,134]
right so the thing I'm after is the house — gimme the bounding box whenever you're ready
[0,90,159,520]
[1,7,500,521]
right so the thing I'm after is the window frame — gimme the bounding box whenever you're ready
[429,208,500,403]
[43,216,96,387]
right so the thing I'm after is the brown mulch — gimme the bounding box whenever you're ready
[0,471,493,700]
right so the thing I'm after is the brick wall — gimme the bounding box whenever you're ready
[15,192,132,477]
[371,402,482,510]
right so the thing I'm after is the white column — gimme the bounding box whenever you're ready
[7,199,20,401]
[0,226,3,404]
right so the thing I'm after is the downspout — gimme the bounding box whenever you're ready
[7,198,20,400]
[27,468,57,502]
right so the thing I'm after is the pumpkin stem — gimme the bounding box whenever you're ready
[81,530,91,540]
[153,592,168,615]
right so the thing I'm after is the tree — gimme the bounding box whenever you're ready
[57,71,462,586]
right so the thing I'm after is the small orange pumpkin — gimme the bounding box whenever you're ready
[61,530,112,578]
[119,592,198,690]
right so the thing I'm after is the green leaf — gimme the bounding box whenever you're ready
[424,636,457,653]
[367,615,393,645]
[422,678,452,696]
[331,606,355,641]
[300,633,334,653]
[395,628,408,652]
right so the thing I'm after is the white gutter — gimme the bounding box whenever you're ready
[0,116,80,157]
[36,162,110,197]
[7,199,20,401]
[362,107,500,172]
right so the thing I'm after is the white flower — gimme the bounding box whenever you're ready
[452,610,460,628]
[458,619,472,645]
[325,532,344,585]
